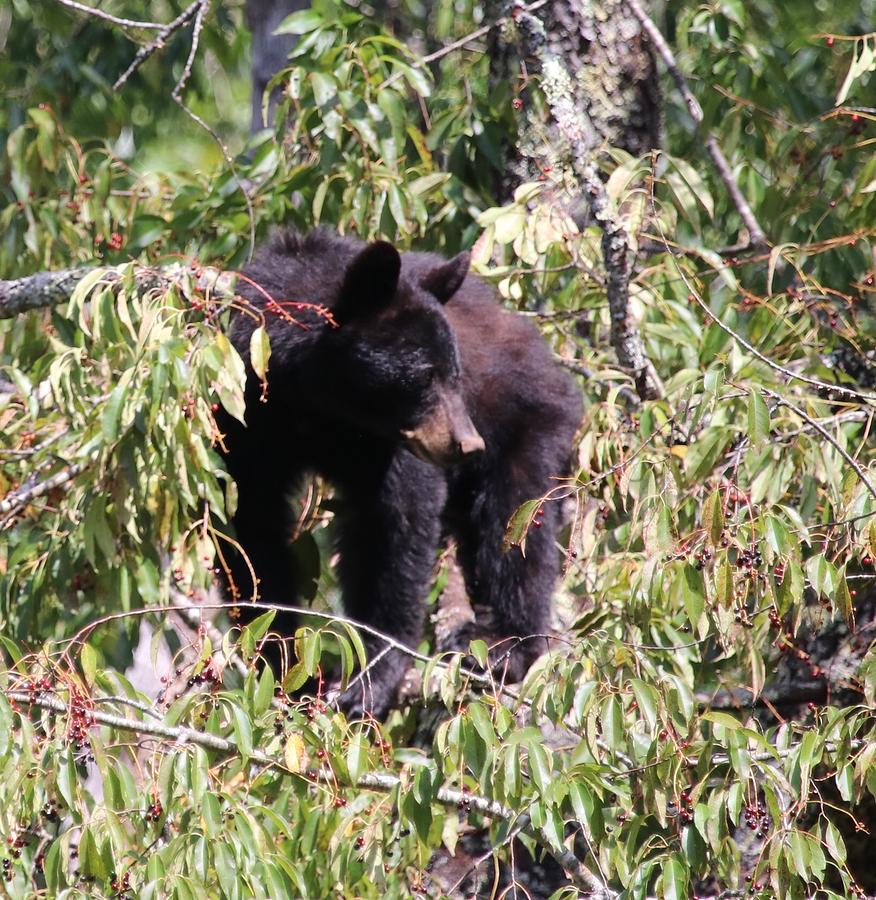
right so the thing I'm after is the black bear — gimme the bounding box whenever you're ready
[220,229,581,716]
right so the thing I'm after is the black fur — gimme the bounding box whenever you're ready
[219,229,581,716]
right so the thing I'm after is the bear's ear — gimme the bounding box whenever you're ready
[420,251,470,304]
[336,241,402,321]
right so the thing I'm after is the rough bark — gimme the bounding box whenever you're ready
[514,6,664,400]
[493,0,661,196]
[0,265,226,320]
[0,268,93,319]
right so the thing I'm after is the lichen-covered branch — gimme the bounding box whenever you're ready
[0,264,228,320]
[513,5,664,400]
[0,268,92,318]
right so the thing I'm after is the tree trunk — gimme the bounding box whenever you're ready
[245,0,309,133]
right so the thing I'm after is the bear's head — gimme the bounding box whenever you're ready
[328,241,484,466]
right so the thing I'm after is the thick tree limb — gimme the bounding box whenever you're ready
[513,6,664,401]
[0,268,93,318]
[0,264,228,320]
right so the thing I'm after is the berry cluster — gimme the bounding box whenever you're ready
[736,545,764,577]
[110,870,132,896]
[305,699,326,719]
[691,546,714,570]
[144,800,163,823]
[4,827,29,871]
[68,691,94,754]
[668,791,694,826]
[41,799,59,823]
[743,800,770,839]
[21,677,53,699]
[186,664,220,689]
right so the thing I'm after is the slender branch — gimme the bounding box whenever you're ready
[54,0,165,30]
[175,604,249,679]
[113,0,202,90]
[378,0,550,90]
[645,200,876,404]
[624,0,768,249]
[171,0,209,103]
[764,388,876,504]
[513,5,664,401]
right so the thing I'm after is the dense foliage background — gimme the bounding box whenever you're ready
[1,1,876,897]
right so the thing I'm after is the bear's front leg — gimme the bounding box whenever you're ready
[333,450,447,718]
[447,453,563,684]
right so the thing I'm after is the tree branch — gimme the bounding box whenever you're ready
[0,463,85,519]
[54,0,165,30]
[5,687,612,897]
[0,264,228,320]
[624,0,768,249]
[0,268,94,318]
[113,0,203,90]
[513,5,664,401]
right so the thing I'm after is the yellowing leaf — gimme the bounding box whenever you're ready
[284,733,307,773]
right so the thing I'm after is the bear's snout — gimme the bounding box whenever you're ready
[401,387,484,466]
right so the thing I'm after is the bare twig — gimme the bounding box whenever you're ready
[625,0,768,249]
[378,0,550,90]
[687,284,876,404]
[54,0,164,30]
[175,603,249,679]
[164,0,256,259]
[513,6,664,401]
[645,194,876,405]
[171,0,209,103]
[113,0,202,90]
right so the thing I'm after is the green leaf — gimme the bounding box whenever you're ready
[660,854,689,900]
[101,369,132,442]
[80,644,97,688]
[702,489,724,546]
[668,156,714,219]
[747,390,770,444]
[347,730,366,783]
[833,566,853,624]
[78,826,110,881]
[685,427,731,481]
[275,8,325,34]
[377,89,405,145]
[311,72,337,107]
[836,37,876,104]
[249,325,271,382]
[230,705,253,760]
[502,498,541,553]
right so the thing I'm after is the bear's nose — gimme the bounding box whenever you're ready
[457,432,485,455]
